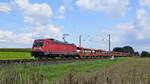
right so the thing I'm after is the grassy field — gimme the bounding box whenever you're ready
[0,48,32,60]
[0,57,127,84]
[0,52,33,60]
[58,57,150,84]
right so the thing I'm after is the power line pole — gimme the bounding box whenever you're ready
[63,34,69,42]
[108,34,111,56]
[109,34,115,60]
[79,35,82,47]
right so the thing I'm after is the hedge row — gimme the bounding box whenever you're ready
[0,48,31,52]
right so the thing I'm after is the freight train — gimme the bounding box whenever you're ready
[31,38,128,59]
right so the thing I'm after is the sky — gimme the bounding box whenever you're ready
[0,0,150,52]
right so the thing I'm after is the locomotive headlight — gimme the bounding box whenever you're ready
[33,47,38,51]
[77,50,80,52]
[33,47,42,51]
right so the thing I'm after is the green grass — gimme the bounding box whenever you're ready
[0,57,127,84]
[0,52,33,60]
[58,57,150,84]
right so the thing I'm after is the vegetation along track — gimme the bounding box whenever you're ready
[0,58,109,65]
[56,57,150,84]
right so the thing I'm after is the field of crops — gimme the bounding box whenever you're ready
[0,52,33,60]
[0,48,33,60]
[0,57,126,84]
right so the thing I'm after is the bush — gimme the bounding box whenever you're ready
[141,51,150,57]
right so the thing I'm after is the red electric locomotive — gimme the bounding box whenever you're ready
[31,38,79,58]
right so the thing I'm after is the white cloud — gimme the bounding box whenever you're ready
[48,24,61,35]
[103,23,134,44]
[0,30,15,42]
[137,8,150,30]
[0,0,63,45]
[136,8,150,40]
[95,8,150,52]
[76,0,129,17]
[0,24,62,45]
[32,24,62,39]
[0,3,11,13]
[81,23,134,50]
[16,33,34,44]
[115,23,134,31]
[140,0,150,7]
[9,0,63,45]
[57,5,65,19]
[15,0,53,25]
[17,24,62,44]
[0,29,33,44]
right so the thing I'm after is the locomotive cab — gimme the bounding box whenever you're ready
[31,40,46,57]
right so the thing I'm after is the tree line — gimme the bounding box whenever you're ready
[0,48,31,52]
[113,46,150,57]
[141,51,150,57]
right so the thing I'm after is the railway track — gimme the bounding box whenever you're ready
[0,58,107,65]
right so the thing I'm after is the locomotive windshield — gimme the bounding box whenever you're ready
[33,41,43,47]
